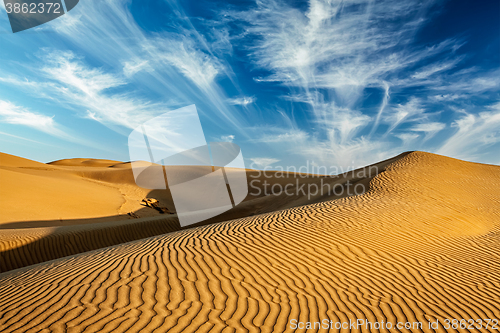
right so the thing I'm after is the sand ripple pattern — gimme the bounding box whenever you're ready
[1,152,500,332]
[0,216,179,272]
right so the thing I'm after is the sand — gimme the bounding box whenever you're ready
[0,151,499,332]
[0,153,145,225]
[0,152,403,271]
[0,151,394,228]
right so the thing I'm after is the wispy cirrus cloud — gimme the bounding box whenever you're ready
[232,0,456,92]
[251,128,309,144]
[411,57,464,80]
[222,0,474,166]
[0,100,65,136]
[220,134,235,142]
[0,50,175,133]
[157,39,223,89]
[438,103,500,162]
[39,51,167,131]
[0,99,109,151]
[0,0,259,162]
[48,0,245,131]
[222,0,499,166]
[227,96,255,106]
[409,122,446,141]
[0,0,498,168]
[0,130,56,147]
[383,97,427,136]
[122,59,153,78]
[249,157,280,168]
[395,133,420,148]
[43,51,126,95]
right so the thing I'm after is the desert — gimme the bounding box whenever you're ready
[1,151,499,332]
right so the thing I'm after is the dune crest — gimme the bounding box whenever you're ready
[0,151,499,332]
[48,158,123,168]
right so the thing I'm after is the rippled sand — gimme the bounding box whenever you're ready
[1,151,499,332]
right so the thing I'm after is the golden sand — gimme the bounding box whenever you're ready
[0,151,400,271]
[0,151,499,332]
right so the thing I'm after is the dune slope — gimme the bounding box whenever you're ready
[0,152,405,271]
[0,152,499,333]
[0,154,134,224]
[1,152,405,227]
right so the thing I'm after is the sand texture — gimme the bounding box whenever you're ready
[0,151,499,332]
[0,152,402,271]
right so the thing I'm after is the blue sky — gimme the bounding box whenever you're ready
[0,0,498,171]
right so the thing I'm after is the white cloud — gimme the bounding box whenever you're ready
[400,68,500,94]
[323,108,371,145]
[411,57,464,80]
[53,13,83,32]
[43,0,245,131]
[252,129,308,143]
[234,0,455,94]
[227,96,256,106]
[431,94,464,101]
[383,97,427,135]
[299,136,395,170]
[0,101,53,127]
[437,104,500,161]
[43,51,126,96]
[0,99,107,151]
[220,134,235,142]
[0,100,67,138]
[225,0,478,168]
[409,122,446,141]
[154,38,223,89]
[369,81,390,137]
[123,59,153,77]
[1,0,498,168]
[249,157,280,168]
[37,51,164,130]
[396,133,420,146]
[0,130,55,146]
[0,76,39,87]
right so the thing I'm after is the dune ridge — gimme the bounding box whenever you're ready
[0,151,499,332]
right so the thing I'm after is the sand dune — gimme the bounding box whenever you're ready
[0,152,402,270]
[1,152,385,227]
[0,153,142,225]
[49,158,123,168]
[0,151,499,332]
